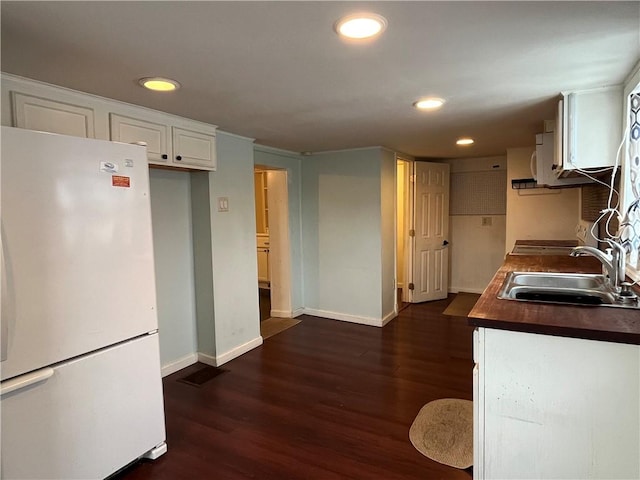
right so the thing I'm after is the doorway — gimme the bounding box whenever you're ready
[253,166,292,321]
[396,158,412,309]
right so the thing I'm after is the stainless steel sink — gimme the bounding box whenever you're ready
[498,272,639,309]
[509,272,605,290]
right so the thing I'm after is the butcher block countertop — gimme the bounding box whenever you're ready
[468,255,640,345]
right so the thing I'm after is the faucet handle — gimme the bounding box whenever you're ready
[605,238,626,254]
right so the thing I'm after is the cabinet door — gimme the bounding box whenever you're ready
[12,92,95,138]
[479,328,640,479]
[257,248,270,284]
[110,113,170,164]
[172,127,216,170]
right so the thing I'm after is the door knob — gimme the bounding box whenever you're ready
[443,240,449,246]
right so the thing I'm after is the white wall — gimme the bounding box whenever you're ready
[449,215,507,293]
[149,169,198,374]
[187,133,266,368]
[443,156,507,294]
[301,147,393,326]
[195,131,262,365]
[506,147,580,253]
[190,172,216,358]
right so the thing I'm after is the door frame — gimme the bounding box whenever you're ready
[254,165,293,318]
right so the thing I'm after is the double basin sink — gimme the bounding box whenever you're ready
[498,271,640,309]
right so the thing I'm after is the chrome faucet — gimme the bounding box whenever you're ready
[570,240,626,292]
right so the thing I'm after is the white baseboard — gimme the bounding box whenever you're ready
[302,308,386,327]
[197,352,217,367]
[215,336,263,366]
[161,353,198,377]
[449,286,485,295]
[270,307,306,318]
[381,310,397,326]
[198,336,264,367]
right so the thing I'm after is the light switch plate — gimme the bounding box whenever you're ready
[218,197,229,212]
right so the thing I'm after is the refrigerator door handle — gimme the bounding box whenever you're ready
[1,221,8,362]
[1,367,54,397]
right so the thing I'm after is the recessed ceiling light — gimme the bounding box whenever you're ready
[139,77,180,92]
[456,138,475,146]
[334,13,387,39]
[413,98,445,110]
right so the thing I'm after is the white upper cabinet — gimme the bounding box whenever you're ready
[554,86,623,176]
[172,126,216,170]
[5,75,217,172]
[12,92,95,138]
[109,113,216,171]
[109,114,170,164]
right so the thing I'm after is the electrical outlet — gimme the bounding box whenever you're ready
[481,217,492,226]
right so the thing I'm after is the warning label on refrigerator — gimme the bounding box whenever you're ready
[112,175,131,188]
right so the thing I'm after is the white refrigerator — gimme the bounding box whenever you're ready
[1,126,167,479]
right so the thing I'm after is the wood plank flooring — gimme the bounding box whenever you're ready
[113,295,474,480]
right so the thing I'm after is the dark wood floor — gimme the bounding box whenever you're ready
[114,295,474,480]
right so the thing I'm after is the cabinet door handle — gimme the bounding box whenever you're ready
[176,155,182,161]
[161,154,168,160]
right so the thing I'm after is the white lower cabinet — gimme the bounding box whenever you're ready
[257,235,270,285]
[474,327,640,479]
[110,113,216,170]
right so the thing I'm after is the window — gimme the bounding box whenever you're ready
[621,65,640,280]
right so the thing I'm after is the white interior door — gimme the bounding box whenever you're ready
[411,161,450,303]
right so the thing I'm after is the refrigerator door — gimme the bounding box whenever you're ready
[1,127,159,381]
[1,333,166,479]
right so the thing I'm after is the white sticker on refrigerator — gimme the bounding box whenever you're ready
[100,161,118,173]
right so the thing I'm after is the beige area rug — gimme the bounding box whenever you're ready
[260,317,301,340]
[409,398,473,469]
[442,293,481,317]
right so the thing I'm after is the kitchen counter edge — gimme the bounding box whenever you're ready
[468,254,640,345]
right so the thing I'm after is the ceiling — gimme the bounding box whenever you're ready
[1,1,639,159]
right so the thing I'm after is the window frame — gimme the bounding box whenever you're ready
[621,61,640,281]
